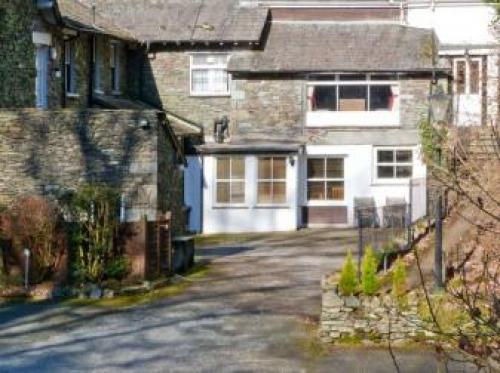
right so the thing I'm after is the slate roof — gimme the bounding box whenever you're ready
[57,0,135,40]
[228,22,440,73]
[88,0,269,43]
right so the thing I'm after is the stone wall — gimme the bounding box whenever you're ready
[0,109,183,229]
[320,280,430,344]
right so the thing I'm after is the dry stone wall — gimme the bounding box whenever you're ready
[320,279,432,344]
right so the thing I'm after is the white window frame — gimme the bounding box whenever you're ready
[190,53,231,97]
[306,157,345,205]
[214,156,246,207]
[256,156,288,206]
[453,57,482,96]
[306,74,400,127]
[110,41,121,94]
[373,147,414,184]
[64,41,78,96]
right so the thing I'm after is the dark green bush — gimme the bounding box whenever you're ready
[392,257,408,307]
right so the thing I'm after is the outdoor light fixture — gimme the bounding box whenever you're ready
[429,89,451,125]
[289,156,295,166]
[138,117,150,130]
[23,248,30,290]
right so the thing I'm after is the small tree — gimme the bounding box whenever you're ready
[361,245,379,296]
[338,250,358,296]
[391,257,408,307]
[63,184,123,284]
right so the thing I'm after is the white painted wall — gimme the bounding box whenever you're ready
[303,145,427,226]
[184,156,203,232]
[201,154,299,233]
[407,5,497,46]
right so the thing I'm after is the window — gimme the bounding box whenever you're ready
[93,36,102,93]
[376,149,413,179]
[308,76,398,113]
[110,42,120,93]
[64,41,76,94]
[190,54,230,96]
[454,58,481,95]
[307,158,344,201]
[257,157,287,204]
[215,157,245,204]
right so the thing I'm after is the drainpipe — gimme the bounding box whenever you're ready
[88,35,95,107]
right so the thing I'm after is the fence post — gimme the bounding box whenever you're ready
[435,191,444,288]
[357,210,363,282]
[408,180,413,248]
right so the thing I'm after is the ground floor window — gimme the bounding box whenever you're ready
[307,157,344,201]
[215,156,245,204]
[376,148,413,179]
[257,157,287,204]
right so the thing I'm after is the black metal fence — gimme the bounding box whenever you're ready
[355,177,442,273]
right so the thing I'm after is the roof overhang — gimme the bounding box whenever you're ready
[195,142,304,154]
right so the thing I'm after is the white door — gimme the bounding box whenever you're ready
[454,57,482,126]
[35,45,49,109]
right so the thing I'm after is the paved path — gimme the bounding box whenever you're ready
[0,229,475,372]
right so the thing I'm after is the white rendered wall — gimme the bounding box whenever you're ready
[407,5,497,46]
[303,145,427,226]
[202,155,299,234]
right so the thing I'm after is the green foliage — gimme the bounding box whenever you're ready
[391,257,408,307]
[104,256,130,282]
[418,116,448,167]
[361,245,379,296]
[62,184,122,284]
[338,250,358,296]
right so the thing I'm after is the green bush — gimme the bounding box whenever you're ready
[391,257,408,306]
[104,256,130,282]
[62,184,121,284]
[361,245,379,296]
[338,250,358,296]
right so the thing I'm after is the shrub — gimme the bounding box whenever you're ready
[62,184,121,284]
[104,256,130,282]
[391,257,408,307]
[0,196,66,284]
[338,250,358,296]
[361,245,379,295]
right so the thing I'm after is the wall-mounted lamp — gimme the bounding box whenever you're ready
[289,156,295,166]
[177,163,186,172]
[138,117,150,130]
[50,46,58,61]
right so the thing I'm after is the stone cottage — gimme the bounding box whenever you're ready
[85,0,453,233]
[0,0,198,278]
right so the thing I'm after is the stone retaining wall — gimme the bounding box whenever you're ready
[320,279,431,344]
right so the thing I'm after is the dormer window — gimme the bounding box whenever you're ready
[306,74,400,127]
[190,54,230,96]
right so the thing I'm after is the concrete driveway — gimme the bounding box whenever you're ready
[0,229,474,372]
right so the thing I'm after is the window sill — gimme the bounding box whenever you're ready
[213,204,249,209]
[111,90,122,96]
[306,111,400,127]
[371,178,411,186]
[66,93,80,98]
[305,201,346,206]
[254,204,290,209]
[94,89,104,95]
[190,92,231,98]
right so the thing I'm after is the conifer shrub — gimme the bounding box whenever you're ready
[338,250,358,296]
[391,257,408,307]
[361,245,379,295]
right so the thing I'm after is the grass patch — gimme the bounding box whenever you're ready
[295,322,328,359]
[65,264,211,309]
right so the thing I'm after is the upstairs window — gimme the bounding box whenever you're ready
[257,157,287,205]
[308,77,399,113]
[376,148,413,180]
[191,54,230,96]
[110,42,121,93]
[454,58,481,95]
[215,157,245,205]
[64,41,77,95]
[93,36,102,93]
